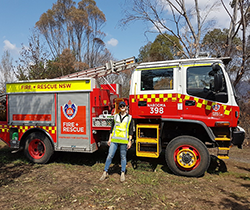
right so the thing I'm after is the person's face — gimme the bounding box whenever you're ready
[119,104,126,111]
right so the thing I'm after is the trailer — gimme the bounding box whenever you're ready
[0,56,245,177]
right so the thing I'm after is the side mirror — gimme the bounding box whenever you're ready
[214,74,223,92]
[212,63,221,72]
[209,63,221,76]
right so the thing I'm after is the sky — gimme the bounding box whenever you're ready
[0,0,236,65]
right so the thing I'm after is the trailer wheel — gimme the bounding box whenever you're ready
[165,136,210,177]
[24,132,53,164]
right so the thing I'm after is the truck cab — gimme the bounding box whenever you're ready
[129,57,245,177]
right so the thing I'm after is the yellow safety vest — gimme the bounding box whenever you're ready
[111,113,132,144]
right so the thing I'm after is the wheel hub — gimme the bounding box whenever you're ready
[182,152,192,164]
[28,139,46,159]
[175,147,198,169]
[36,142,44,153]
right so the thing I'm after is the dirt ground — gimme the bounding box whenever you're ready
[0,141,250,210]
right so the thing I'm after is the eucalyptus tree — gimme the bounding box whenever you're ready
[221,0,250,86]
[0,51,15,91]
[16,30,50,80]
[35,0,109,68]
[138,33,183,62]
[121,0,219,58]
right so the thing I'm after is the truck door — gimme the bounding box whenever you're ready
[183,65,230,124]
[57,92,91,152]
[132,67,178,118]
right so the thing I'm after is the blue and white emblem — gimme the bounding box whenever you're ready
[212,104,220,111]
[63,100,78,119]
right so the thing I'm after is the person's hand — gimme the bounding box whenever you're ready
[107,139,111,146]
[127,140,132,149]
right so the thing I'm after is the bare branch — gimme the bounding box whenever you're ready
[220,0,233,20]
[121,0,221,58]
[148,4,188,58]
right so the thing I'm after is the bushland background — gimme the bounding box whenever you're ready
[0,1,250,209]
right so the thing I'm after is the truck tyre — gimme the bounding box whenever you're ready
[165,136,210,177]
[24,132,53,164]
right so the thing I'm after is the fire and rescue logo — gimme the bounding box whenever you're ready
[63,100,78,120]
[212,104,220,111]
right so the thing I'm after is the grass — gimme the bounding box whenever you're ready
[0,142,29,165]
[130,171,161,185]
[1,142,250,209]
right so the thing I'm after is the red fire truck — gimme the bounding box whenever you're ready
[0,56,245,177]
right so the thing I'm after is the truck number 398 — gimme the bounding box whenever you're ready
[150,107,164,114]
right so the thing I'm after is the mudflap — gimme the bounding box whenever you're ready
[232,126,245,149]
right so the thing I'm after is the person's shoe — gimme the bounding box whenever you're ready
[120,172,125,182]
[99,171,108,181]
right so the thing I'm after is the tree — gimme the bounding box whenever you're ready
[16,30,49,80]
[16,38,89,80]
[0,51,15,91]
[46,48,89,78]
[138,42,152,62]
[35,0,109,67]
[201,28,243,78]
[202,28,242,58]
[78,0,107,67]
[138,33,183,62]
[35,0,76,58]
[121,0,219,58]
[68,6,88,62]
[102,70,133,98]
[221,0,250,86]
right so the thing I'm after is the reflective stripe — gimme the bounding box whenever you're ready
[131,93,232,116]
[111,114,132,144]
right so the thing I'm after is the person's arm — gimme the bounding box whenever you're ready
[107,133,112,146]
[108,117,115,146]
[127,119,133,149]
[127,135,132,149]
[110,119,114,134]
[128,119,133,136]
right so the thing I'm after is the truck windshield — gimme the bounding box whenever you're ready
[187,65,228,103]
[141,68,173,91]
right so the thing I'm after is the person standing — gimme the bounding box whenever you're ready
[100,101,133,182]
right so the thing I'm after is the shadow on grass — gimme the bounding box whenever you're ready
[0,145,34,187]
[52,145,173,174]
[1,143,231,180]
[217,188,250,210]
[236,166,250,173]
[198,196,250,210]
[1,143,171,174]
[128,147,173,174]
[52,146,109,167]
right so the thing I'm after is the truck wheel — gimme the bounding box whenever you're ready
[24,132,53,164]
[165,136,210,177]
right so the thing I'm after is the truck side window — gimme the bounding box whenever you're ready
[141,68,173,91]
[187,66,228,103]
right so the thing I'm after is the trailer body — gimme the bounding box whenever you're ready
[0,78,117,162]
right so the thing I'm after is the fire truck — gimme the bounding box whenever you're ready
[0,56,245,177]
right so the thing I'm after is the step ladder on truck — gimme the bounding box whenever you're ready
[0,55,245,177]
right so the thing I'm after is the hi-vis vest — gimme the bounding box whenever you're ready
[111,113,132,144]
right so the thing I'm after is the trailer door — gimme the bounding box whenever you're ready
[57,92,93,152]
